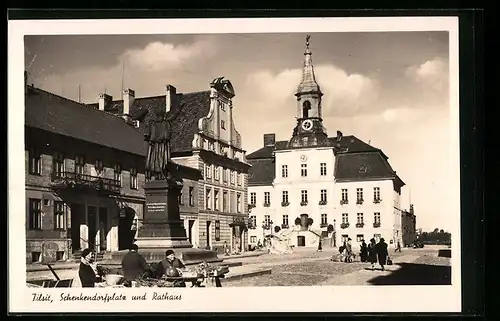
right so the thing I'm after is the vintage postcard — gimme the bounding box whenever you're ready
[8,16,460,313]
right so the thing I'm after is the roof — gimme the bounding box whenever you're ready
[246,134,404,186]
[86,91,212,153]
[248,158,275,186]
[25,86,148,156]
[247,135,378,160]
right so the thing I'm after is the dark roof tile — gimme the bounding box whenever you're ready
[334,152,398,182]
[248,158,275,186]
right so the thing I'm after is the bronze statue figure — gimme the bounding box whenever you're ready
[144,105,181,182]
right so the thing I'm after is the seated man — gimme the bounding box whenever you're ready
[154,249,187,287]
[121,244,151,287]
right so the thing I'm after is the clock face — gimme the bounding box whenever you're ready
[302,119,313,131]
[300,155,307,162]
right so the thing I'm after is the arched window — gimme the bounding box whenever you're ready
[302,100,311,118]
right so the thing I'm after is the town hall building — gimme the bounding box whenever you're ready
[247,36,411,249]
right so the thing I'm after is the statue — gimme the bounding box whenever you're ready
[144,106,181,182]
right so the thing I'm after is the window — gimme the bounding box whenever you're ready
[374,187,381,201]
[223,191,228,212]
[356,234,364,242]
[264,192,271,206]
[320,189,327,203]
[301,190,308,204]
[282,215,289,226]
[29,147,42,175]
[341,189,348,202]
[221,103,226,112]
[250,236,257,243]
[237,172,242,186]
[356,188,364,202]
[205,164,212,179]
[31,252,41,263]
[214,189,220,211]
[250,192,256,206]
[221,120,226,130]
[75,155,85,175]
[237,193,242,213]
[54,201,65,230]
[249,215,257,228]
[341,234,349,243]
[264,215,271,225]
[114,163,122,186]
[320,163,327,176]
[214,166,220,180]
[130,167,138,190]
[301,164,308,177]
[53,152,65,178]
[56,251,65,261]
[222,168,228,182]
[29,198,42,230]
[374,212,381,223]
[230,171,235,185]
[215,220,221,241]
[282,191,289,204]
[281,165,288,178]
[206,188,212,210]
[189,187,195,206]
[95,159,103,175]
[321,214,328,226]
[342,213,349,224]
[357,213,364,224]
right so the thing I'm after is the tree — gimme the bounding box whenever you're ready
[294,217,301,226]
[307,218,314,227]
[274,225,281,233]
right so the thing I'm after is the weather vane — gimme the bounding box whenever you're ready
[306,35,311,47]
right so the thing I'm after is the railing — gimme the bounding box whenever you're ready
[51,171,121,194]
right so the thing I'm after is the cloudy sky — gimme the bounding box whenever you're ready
[24,31,452,231]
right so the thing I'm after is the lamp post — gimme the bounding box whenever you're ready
[332,219,337,247]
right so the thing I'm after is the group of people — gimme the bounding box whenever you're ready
[336,237,390,271]
[76,244,187,288]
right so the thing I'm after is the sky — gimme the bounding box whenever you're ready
[24,31,453,232]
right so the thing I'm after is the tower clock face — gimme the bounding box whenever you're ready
[302,119,313,131]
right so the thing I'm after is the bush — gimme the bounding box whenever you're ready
[307,217,314,226]
[274,226,281,233]
[294,217,301,226]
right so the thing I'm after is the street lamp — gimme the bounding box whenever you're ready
[332,219,337,247]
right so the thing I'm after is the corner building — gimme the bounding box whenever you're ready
[247,37,407,249]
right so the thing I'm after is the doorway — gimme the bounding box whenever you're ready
[99,207,108,251]
[71,203,84,253]
[118,208,136,250]
[297,235,306,247]
[206,221,211,249]
[87,206,97,251]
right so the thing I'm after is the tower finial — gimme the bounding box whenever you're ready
[306,35,311,48]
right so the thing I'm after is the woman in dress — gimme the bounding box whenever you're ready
[367,238,378,270]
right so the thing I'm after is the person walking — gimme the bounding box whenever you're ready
[121,244,151,287]
[345,238,353,263]
[367,238,378,270]
[375,238,389,271]
[360,239,368,263]
[396,240,402,252]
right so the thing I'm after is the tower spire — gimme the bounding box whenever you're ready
[296,34,321,96]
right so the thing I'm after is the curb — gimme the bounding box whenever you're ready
[222,268,272,281]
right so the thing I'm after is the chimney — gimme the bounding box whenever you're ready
[165,85,177,113]
[336,130,343,141]
[410,204,414,215]
[263,133,276,147]
[123,88,135,115]
[98,93,113,111]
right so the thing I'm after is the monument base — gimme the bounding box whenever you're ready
[103,247,221,266]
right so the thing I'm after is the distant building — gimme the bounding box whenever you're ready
[401,204,417,246]
[24,78,200,263]
[88,78,251,254]
[247,37,406,249]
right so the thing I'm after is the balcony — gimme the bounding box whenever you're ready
[263,202,271,207]
[319,200,327,206]
[281,224,289,229]
[373,198,382,204]
[340,222,350,229]
[50,172,121,195]
[248,204,256,210]
[320,223,328,228]
[373,221,381,228]
[356,198,364,205]
[229,216,247,228]
[340,199,348,205]
[356,222,365,228]
[300,201,308,206]
[281,201,290,207]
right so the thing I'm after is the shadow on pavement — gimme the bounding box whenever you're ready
[367,263,451,285]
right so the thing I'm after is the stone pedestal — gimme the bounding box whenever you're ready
[133,179,219,265]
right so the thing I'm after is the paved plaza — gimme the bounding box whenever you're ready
[221,246,451,287]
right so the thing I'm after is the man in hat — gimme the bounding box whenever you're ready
[121,244,151,286]
[155,249,187,287]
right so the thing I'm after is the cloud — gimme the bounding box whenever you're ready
[406,57,449,98]
[121,39,217,71]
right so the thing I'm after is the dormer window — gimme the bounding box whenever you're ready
[302,100,311,118]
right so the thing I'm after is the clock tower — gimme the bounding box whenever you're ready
[289,35,329,149]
